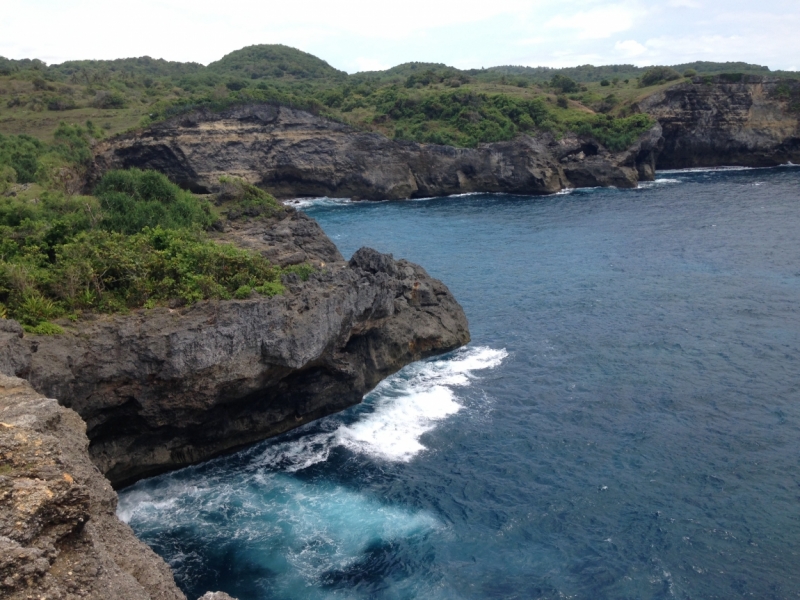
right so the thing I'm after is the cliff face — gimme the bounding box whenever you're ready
[5,208,469,488]
[636,75,800,168]
[0,374,186,600]
[91,104,663,200]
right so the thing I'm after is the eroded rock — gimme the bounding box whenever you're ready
[91,104,662,199]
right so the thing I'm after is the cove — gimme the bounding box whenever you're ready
[120,166,800,599]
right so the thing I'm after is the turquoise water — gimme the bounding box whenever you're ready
[119,167,800,599]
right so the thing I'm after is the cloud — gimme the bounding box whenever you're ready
[353,57,390,72]
[615,39,647,57]
[544,4,642,39]
[667,0,701,7]
[1,0,800,72]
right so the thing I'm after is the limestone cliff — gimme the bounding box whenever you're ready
[0,204,469,599]
[0,374,187,599]
[4,207,470,488]
[91,104,663,199]
[636,75,800,168]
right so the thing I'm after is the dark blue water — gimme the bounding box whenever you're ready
[119,167,800,600]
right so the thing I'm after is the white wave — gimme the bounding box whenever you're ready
[117,490,181,524]
[283,196,356,209]
[638,178,681,189]
[336,385,461,461]
[253,346,508,470]
[657,166,755,174]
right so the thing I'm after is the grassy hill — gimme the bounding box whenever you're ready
[0,45,797,146]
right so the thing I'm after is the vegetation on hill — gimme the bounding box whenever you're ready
[4,44,795,149]
[0,132,298,333]
[1,45,797,330]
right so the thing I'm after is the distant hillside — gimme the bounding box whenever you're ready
[472,61,781,84]
[0,44,797,147]
[206,44,347,81]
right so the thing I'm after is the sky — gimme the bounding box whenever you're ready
[2,0,798,73]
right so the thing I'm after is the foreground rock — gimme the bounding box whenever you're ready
[0,375,188,599]
[91,104,662,199]
[636,75,800,168]
[10,208,469,488]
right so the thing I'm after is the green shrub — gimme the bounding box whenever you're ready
[564,113,654,151]
[600,79,610,87]
[0,165,16,194]
[254,281,285,297]
[217,175,281,219]
[233,285,252,299]
[0,133,47,183]
[14,293,64,327]
[24,321,64,335]
[683,69,697,78]
[95,169,214,234]
[550,74,579,94]
[92,90,126,109]
[639,67,682,87]
[282,263,315,281]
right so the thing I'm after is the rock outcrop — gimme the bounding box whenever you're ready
[7,207,469,488]
[91,104,663,200]
[636,75,800,168]
[0,375,187,599]
[0,205,469,598]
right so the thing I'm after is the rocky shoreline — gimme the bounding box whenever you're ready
[89,77,799,201]
[0,205,469,597]
[1,74,798,599]
[90,104,664,199]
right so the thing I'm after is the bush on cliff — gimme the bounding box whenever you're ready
[95,168,214,234]
[0,165,293,331]
[639,67,682,87]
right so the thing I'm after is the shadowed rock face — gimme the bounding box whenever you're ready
[91,104,663,199]
[636,75,800,169]
[9,208,469,488]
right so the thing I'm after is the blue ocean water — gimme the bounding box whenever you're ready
[119,167,800,600]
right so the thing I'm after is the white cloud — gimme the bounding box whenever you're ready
[667,0,701,7]
[353,57,391,72]
[615,39,647,57]
[544,4,643,39]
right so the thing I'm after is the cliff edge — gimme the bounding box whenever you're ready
[0,204,469,598]
[636,75,800,168]
[3,207,470,488]
[0,374,186,599]
[91,104,663,199]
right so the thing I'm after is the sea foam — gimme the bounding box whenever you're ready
[252,346,508,471]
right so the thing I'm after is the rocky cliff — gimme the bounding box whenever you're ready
[91,104,663,199]
[636,75,800,168]
[3,207,470,488]
[0,204,469,598]
[0,374,188,599]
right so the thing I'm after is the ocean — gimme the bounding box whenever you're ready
[119,166,800,599]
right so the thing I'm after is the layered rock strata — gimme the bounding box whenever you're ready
[91,104,663,199]
[636,75,800,168]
